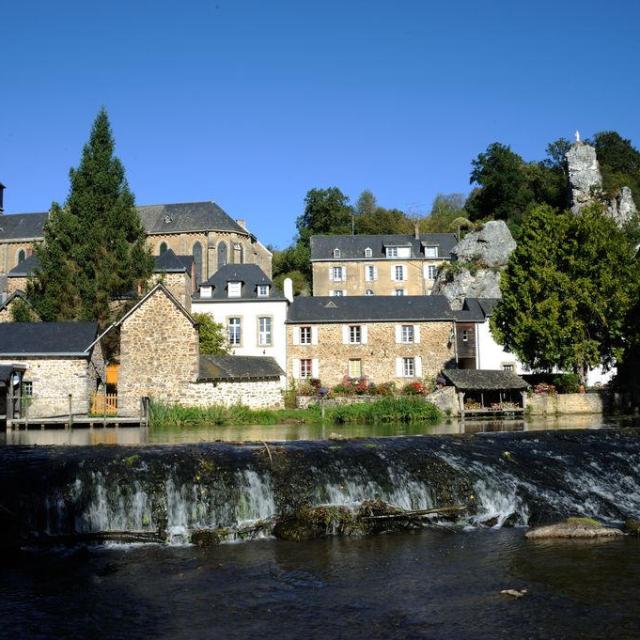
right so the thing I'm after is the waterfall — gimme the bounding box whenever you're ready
[2,431,640,546]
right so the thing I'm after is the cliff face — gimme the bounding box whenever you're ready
[566,140,637,226]
[431,220,516,309]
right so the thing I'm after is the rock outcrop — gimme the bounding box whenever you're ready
[431,220,515,309]
[525,517,624,540]
[566,140,637,225]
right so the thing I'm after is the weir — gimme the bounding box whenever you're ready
[2,429,640,546]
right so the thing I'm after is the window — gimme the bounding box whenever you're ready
[402,357,415,377]
[228,317,241,346]
[22,381,33,397]
[401,325,415,344]
[462,329,470,342]
[159,242,168,255]
[333,248,341,258]
[365,265,376,281]
[331,290,345,296]
[192,241,203,285]
[228,282,242,298]
[394,265,405,281]
[257,284,270,297]
[424,245,438,258]
[502,363,515,372]
[394,289,405,296]
[349,325,362,344]
[365,289,374,296]
[364,247,372,258]
[300,326,312,345]
[348,359,362,378]
[427,265,437,280]
[386,247,398,258]
[300,359,312,378]
[258,317,272,346]
[331,266,345,281]
[17,249,26,264]
[199,285,213,298]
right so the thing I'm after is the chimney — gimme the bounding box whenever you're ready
[283,277,294,303]
[235,219,247,230]
[414,220,420,240]
[0,182,5,213]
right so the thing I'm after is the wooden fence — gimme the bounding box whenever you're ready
[90,392,118,416]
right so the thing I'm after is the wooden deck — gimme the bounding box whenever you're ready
[7,415,147,431]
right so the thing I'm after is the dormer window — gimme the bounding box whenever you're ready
[257,284,270,297]
[386,247,398,258]
[364,247,372,258]
[228,282,242,298]
[424,245,438,258]
[199,285,213,298]
[333,248,341,258]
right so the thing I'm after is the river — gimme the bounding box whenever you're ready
[1,419,639,638]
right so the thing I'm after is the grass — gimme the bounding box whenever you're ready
[149,397,442,428]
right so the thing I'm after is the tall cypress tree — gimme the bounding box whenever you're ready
[29,109,153,325]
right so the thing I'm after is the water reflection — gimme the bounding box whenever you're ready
[0,413,628,447]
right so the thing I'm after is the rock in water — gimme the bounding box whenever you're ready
[431,220,515,309]
[525,517,624,540]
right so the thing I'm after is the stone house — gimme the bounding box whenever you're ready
[310,232,457,297]
[287,295,456,387]
[109,283,285,415]
[150,249,195,310]
[6,253,37,295]
[0,188,272,290]
[0,291,37,322]
[0,322,104,418]
[191,264,289,371]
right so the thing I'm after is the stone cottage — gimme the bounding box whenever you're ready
[287,295,456,387]
[0,322,104,418]
[110,283,285,415]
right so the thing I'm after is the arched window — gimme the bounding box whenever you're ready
[333,248,341,258]
[192,242,203,286]
[364,247,372,258]
[218,241,228,268]
[17,249,26,264]
[159,242,168,254]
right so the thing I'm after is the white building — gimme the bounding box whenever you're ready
[191,264,290,371]
[455,298,614,386]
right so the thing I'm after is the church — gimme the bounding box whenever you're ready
[0,184,272,290]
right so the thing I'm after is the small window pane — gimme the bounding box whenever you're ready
[228,318,241,345]
[300,326,312,344]
[259,317,272,346]
[403,357,415,377]
[349,326,361,344]
[348,359,362,378]
[300,359,312,378]
[401,325,414,343]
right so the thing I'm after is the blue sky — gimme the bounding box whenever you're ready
[1,0,639,247]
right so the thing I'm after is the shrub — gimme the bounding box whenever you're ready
[373,381,396,396]
[533,382,556,395]
[552,373,581,394]
[402,381,425,396]
[326,397,441,424]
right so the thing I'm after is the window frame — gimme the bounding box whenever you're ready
[300,358,313,378]
[331,266,345,281]
[424,245,439,258]
[394,288,406,296]
[227,282,242,298]
[22,381,33,397]
[364,247,372,258]
[258,316,272,346]
[299,326,312,345]
[386,247,398,258]
[394,264,405,281]
[257,284,270,298]
[333,248,341,258]
[348,359,362,378]
[365,289,374,296]
[401,325,415,344]
[349,325,362,344]
[402,357,415,377]
[427,264,437,280]
[228,317,242,346]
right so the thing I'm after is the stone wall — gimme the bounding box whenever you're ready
[6,276,27,295]
[288,321,455,387]
[528,392,603,415]
[0,357,96,418]
[151,272,192,310]
[118,288,199,416]
[0,242,35,277]
[181,378,285,409]
[311,259,444,296]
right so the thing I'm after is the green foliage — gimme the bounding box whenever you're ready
[492,203,640,382]
[273,270,309,296]
[591,131,640,208]
[552,373,581,394]
[327,398,441,424]
[10,298,38,322]
[296,187,353,243]
[193,313,228,355]
[421,193,468,233]
[28,109,153,327]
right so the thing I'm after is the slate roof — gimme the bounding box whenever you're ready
[0,212,48,240]
[153,249,194,274]
[310,233,458,261]
[198,355,285,381]
[0,322,99,356]
[0,290,29,312]
[0,201,247,242]
[7,254,39,277]
[287,295,453,323]
[193,264,286,300]
[137,201,247,235]
[454,298,500,322]
[443,369,529,391]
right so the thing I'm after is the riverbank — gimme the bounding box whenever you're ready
[149,397,442,428]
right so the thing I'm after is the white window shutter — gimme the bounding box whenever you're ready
[373,266,378,281]
[329,267,334,281]
[414,325,421,344]
[311,358,320,379]
[390,266,396,281]
[415,356,423,378]
[311,326,319,345]
[342,325,349,344]
[395,357,403,377]
[361,325,368,344]
[293,359,300,379]
[293,328,300,346]
[364,266,370,282]
[395,325,402,344]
